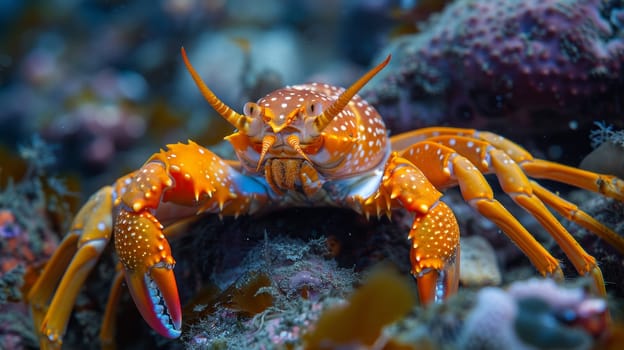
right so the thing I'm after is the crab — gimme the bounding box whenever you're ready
[27,48,624,349]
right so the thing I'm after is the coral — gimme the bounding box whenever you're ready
[182,236,360,350]
[0,136,70,277]
[1,0,382,186]
[508,279,609,340]
[1,15,150,173]
[457,279,608,350]
[0,136,75,349]
[0,302,39,350]
[183,240,417,350]
[41,98,147,171]
[0,210,22,240]
[386,278,611,350]
[364,0,624,141]
[456,287,530,349]
[581,122,624,178]
[173,207,616,350]
[0,265,24,306]
[588,121,624,149]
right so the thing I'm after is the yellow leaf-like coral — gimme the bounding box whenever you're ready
[304,266,416,349]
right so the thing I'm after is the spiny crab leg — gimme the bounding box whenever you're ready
[411,141,567,297]
[359,154,461,303]
[399,128,624,254]
[363,143,570,303]
[431,131,623,247]
[27,187,114,349]
[529,181,624,254]
[113,208,182,338]
[28,139,267,348]
[111,141,267,338]
[391,127,624,296]
[392,127,624,203]
[476,130,624,201]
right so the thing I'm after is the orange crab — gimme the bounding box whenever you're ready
[27,48,624,349]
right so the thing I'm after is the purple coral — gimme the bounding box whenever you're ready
[365,0,624,135]
[0,210,21,239]
[457,279,608,349]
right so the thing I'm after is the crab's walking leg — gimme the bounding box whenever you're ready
[112,141,267,338]
[485,148,606,294]
[393,127,624,203]
[412,134,612,294]
[393,127,624,289]
[458,131,624,253]
[359,154,460,304]
[476,131,624,201]
[28,141,267,348]
[27,235,78,339]
[398,143,565,292]
[27,187,114,349]
[100,266,124,350]
[415,132,621,292]
[530,181,624,254]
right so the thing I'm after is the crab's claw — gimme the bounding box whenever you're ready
[125,265,181,338]
[115,209,182,338]
[408,201,461,304]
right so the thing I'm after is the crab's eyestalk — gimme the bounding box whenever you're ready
[313,55,391,133]
[181,47,248,131]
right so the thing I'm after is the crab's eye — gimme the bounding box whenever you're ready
[305,101,323,116]
[244,102,262,118]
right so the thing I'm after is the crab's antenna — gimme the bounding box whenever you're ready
[181,47,248,131]
[314,55,391,133]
